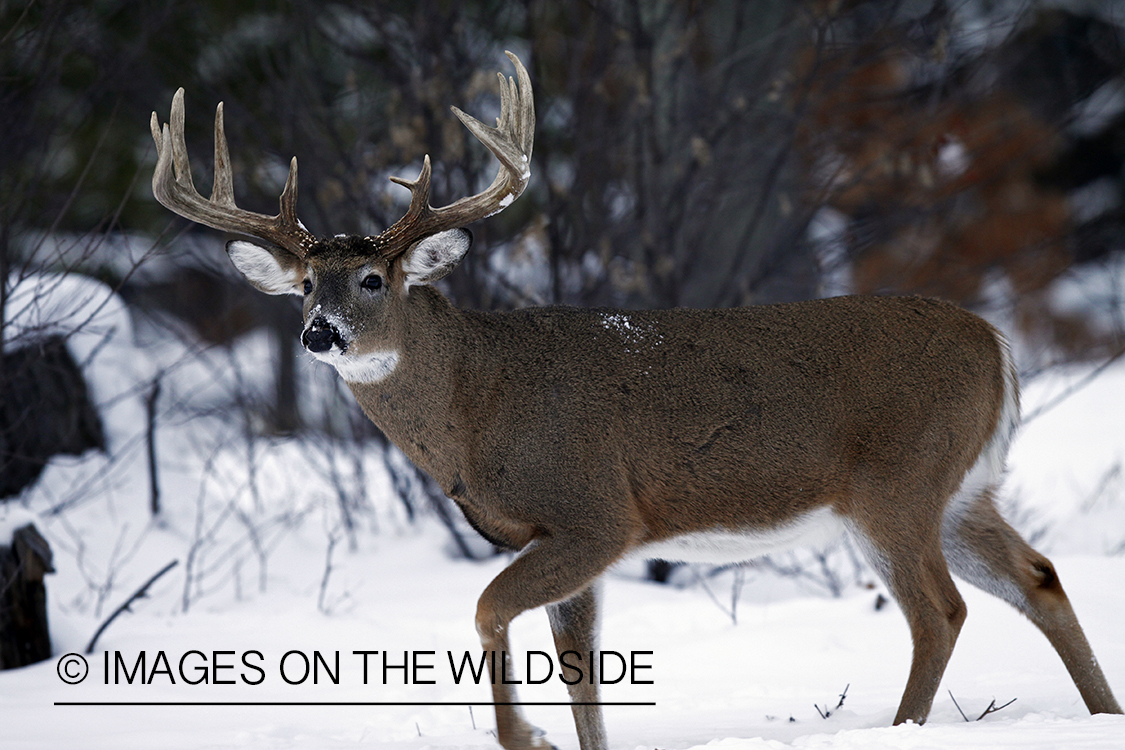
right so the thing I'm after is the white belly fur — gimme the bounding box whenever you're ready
[632,505,846,565]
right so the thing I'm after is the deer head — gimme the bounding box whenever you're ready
[150,52,533,383]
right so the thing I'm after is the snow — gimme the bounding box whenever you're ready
[0,505,40,545]
[2,277,1124,749]
[485,191,518,218]
[599,313,664,356]
[3,543,1123,749]
[1008,363,1125,554]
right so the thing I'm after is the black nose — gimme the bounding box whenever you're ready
[302,317,343,353]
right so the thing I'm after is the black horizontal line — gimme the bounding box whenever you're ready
[55,701,656,707]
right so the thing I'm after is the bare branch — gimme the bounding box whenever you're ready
[84,560,179,654]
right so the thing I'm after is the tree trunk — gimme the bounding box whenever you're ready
[269,298,302,434]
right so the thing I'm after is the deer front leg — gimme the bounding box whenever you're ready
[476,536,618,750]
[548,583,607,750]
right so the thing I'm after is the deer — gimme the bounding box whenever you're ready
[150,52,1121,750]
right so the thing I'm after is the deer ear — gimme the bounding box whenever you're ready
[401,229,472,288]
[226,240,305,296]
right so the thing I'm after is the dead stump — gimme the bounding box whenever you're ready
[0,523,54,669]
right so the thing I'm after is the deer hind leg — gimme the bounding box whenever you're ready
[942,489,1123,715]
[547,583,607,750]
[852,511,967,725]
[476,534,620,750]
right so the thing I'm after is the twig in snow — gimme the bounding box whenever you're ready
[949,690,1017,721]
[84,560,179,654]
[814,684,849,719]
[975,696,1017,719]
[950,690,970,722]
[691,565,739,625]
[318,529,340,614]
[145,375,162,515]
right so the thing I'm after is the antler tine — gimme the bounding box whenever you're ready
[279,157,301,226]
[374,51,535,257]
[150,88,316,258]
[496,70,512,131]
[169,88,196,194]
[211,102,235,208]
[509,50,535,158]
[388,154,434,222]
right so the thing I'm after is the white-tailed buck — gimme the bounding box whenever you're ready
[151,52,1121,750]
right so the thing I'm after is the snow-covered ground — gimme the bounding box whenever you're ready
[5,539,1124,750]
[2,274,1123,749]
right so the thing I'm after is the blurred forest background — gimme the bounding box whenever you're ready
[3,0,1125,571]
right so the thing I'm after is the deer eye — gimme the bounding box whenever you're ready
[362,274,383,291]
[303,279,312,295]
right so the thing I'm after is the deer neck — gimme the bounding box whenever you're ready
[345,285,473,486]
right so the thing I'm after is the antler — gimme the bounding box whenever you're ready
[150,90,317,258]
[372,50,535,257]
